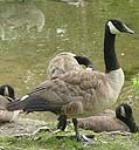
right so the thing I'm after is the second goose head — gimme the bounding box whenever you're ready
[116,103,139,132]
[0,84,16,102]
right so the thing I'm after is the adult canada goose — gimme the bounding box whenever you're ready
[0,84,15,102]
[47,52,93,79]
[6,19,134,143]
[78,103,139,132]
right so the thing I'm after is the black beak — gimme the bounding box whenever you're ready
[123,24,135,34]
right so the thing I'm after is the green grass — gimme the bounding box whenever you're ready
[0,114,139,150]
[131,75,139,89]
[0,128,139,150]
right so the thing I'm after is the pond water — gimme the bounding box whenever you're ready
[0,0,139,122]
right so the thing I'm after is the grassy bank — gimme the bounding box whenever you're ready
[0,129,139,150]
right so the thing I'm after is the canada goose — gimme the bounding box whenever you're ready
[77,103,139,132]
[0,84,16,102]
[0,85,19,123]
[0,95,20,123]
[48,52,93,79]
[6,19,134,143]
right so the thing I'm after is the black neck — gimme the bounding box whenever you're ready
[104,26,120,73]
[120,118,139,133]
[74,56,93,69]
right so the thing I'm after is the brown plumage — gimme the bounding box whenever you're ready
[78,103,139,132]
[48,52,93,130]
[47,52,93,79]
[0,95,19,123]
[24,69,121,117]
[78,116,129,132]
[0,84,20,123]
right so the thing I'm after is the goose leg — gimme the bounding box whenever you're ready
[72,118,80,141]
[72,118,94,144]
[57,115,67,131]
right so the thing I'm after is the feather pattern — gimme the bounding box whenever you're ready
[47,53,82,79]
[78,115,129,132]
[0,95,20,122]
[47,52,93,79]
[7,68,124,118]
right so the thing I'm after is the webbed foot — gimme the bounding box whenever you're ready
[76,134,95,144]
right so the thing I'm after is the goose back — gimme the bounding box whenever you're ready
[77,115,129,132]
[47,53,82,79]
[28,69,120,117]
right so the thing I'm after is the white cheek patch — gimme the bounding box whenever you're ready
[4,87,9,96]
[21,95,29,101]
[120,106,126,117]
[108,21,120,34]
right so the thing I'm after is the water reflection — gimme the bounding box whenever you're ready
[60,0,84,7]
[0,1,45,40]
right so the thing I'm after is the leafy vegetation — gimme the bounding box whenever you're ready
[131,75,139,89]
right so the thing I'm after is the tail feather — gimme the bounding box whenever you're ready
[6,95,62,114]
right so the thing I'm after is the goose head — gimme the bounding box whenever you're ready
[116,103,138,132]
[0,84,15,102]
[116,103,133,121]
[106,19,134,35]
